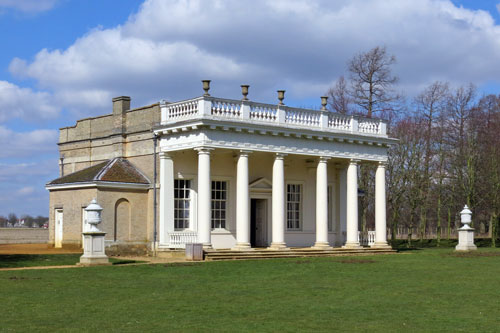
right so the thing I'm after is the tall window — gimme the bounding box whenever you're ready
[174,179,191,230]
[287,184,302,230]
[211,181,227,229]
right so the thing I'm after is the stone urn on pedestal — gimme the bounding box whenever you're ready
[79,199,111,266]
[455,205,477,252]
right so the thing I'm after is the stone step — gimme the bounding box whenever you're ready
[204,248,396,261]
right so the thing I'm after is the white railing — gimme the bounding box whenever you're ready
[328,114,351,130]
[168,231,198,249]
[250,103,278,122]
[359,120,380,134]
[358,231,376,246]
[211,98,241,118]
[160,97,387,135]
[166,99,199,120]
[285,107,321,127]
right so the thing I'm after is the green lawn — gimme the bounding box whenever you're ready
[1,248,499,332]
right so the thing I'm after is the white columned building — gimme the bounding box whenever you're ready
[155,83,397,250]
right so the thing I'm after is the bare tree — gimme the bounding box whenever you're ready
[327,76,352,114]
[348,46,400,118]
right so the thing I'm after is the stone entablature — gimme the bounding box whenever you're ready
[155,96,395,162]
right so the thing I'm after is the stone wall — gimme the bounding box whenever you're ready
[58,99,160,177]
[0,228,49,244]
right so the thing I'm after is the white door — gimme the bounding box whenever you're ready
[55,209,63,248]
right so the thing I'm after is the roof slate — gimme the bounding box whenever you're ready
[47,158,150,185]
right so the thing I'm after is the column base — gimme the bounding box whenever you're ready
[202,243,213,250]
[312,242,333,250]
[268,242,289,250]
[232,242,253,251]
[342,242,363,249]
[370,242,392,249]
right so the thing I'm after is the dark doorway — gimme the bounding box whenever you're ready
[250,199,267,247]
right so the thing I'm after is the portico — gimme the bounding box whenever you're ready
[155,83,395,250]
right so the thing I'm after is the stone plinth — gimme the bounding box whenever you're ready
[79,231,111,266]
[455,228,477,251]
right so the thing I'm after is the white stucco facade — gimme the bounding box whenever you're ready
[155,94,396,250]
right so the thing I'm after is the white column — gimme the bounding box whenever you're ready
[159,152,174,246]
[269,153,287,249]
[233,151,252,250]
[343,159,362,248]
[372,161,391,248]
[313,157,332,249]
[196,148,212,248]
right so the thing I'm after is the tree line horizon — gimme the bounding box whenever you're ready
[327,45,499,245]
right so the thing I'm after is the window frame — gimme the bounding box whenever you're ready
[211,179,229,230]
[286,182,303,231]
[174,178,193,231]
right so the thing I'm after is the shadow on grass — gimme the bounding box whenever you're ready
[1,254,142,268]
[0,254,81,268]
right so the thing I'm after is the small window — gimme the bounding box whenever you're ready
[211,181,227,229]
[287,184,302,230]
[174,179,191,230]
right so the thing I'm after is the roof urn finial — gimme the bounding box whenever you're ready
[321,96,328,111]
[241,85,250,101]
[277,90,285,106]
[202,80,211,96]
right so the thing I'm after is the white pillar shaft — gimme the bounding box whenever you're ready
[373,162,390,248]
[197,149,212,247]
[271,154,286,249]
[314,158,330,248]
[235,153,251,249]
[159,153,174,245]
[344,160,361,248]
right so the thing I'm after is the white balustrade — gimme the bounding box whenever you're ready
[285,108,320,126]
[359,120,380,134]
[163,97,387,136]
[328,114,351,130]
[358,230,376,246]
[167,99,200,120]
[250,103,278,121]
[211,98,241,118]
[168,231,198,249]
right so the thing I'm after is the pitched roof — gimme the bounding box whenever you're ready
[47,158,150,185]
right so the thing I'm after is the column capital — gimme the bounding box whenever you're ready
[377,160,388,168]
[194,147,214,155]
[275,153,287,160]
[349,158,361,165]
[159,152,172,159]
[239,150,253,156]
[318,156,331,163]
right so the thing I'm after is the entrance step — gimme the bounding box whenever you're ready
[204,247,396,261]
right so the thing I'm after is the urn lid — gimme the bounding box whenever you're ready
[85,198,103,212]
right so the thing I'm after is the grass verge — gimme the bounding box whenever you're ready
[1,248,499,331]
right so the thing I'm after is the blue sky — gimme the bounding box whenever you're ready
[1,0,500,216]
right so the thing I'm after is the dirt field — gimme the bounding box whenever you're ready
[0,244,82,255]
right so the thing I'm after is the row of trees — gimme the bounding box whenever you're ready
[0,214,48,228]
[327,46,500,244]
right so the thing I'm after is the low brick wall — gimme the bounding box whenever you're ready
[0,228,49,244]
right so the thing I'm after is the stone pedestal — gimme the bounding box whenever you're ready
[455,227,477,251]
[79,232,111,266]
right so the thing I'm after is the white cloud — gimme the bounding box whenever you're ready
[0,0,58,13]
[0,81,60,122]
[0,125,58,158]
[17,186,34,195]
[8,0,500,116]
